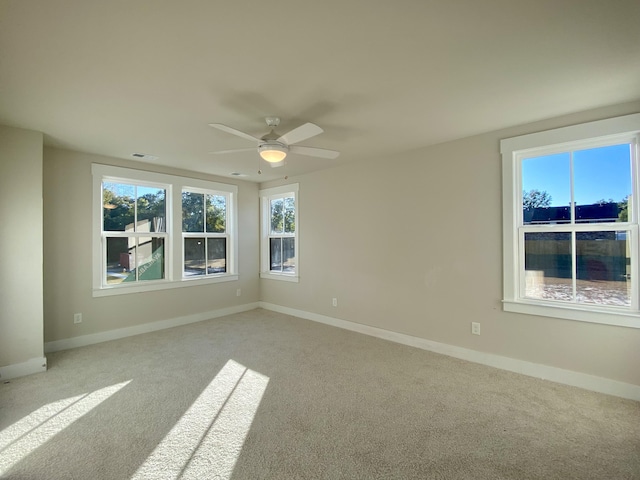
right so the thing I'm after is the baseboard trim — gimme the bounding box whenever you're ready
[41,301,640,401]
[0,356,47,380]
[45,303,260,353]
[259,302,640,402]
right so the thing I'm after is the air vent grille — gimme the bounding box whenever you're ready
[131,153,159,161]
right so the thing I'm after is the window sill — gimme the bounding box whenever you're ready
[260,272,299,283]
[503,299,640,329]
[93,274,238,297]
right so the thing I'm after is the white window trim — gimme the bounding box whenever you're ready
[92,164,238,297]
[501,113,640,329]
[259,183,299,282]
[181,184,234,280]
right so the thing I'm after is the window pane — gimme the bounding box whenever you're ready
[270,198,284,234]
[184,237,206,276]
[105,237,132,284]
[282,237,295,272]
[103,183,135,231]
[270,238,282,271]
[207,238,226,273]
[137,186,166,232]
[574,144,631,223]
[134,237,165,281]
[284,196,295,233]
[106,237,164,284]
[522,153,571,225]
[576,231,630,306]
[524,232,572,301]
[206,194,226,233]
[182,192,204,232]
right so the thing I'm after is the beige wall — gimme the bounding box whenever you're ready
[43,148,260,343]
[260,101,640,386]
[0,125,44,368]
[7,101,640,387]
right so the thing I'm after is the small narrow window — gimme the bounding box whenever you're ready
[260,184,299,281]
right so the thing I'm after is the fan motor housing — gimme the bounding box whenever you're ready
[258,141,288,151]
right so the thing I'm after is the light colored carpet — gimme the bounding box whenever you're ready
[1,309,639,479]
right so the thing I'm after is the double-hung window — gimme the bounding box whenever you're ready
[102,181,168,285]
[501,113,640,328]
[182,189,229,277]
[260,184,299,281]
[93,164,238,296]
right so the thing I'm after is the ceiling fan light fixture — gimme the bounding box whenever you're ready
[258,143,288,163]
[209,119,339,164]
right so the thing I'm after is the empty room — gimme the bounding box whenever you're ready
[1,1,639,479]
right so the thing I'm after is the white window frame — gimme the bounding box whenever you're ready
[181,185,233,280]
[501,113,640,329]
[259,183,299,282]
[92,164,238,297]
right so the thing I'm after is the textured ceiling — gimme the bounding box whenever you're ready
[1,0,639,182]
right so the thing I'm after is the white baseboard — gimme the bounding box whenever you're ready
[45,303,260,353]
[41,300,640,401]
[0,356,47,380]
[259,302,640,402]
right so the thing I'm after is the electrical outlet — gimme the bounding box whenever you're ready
[332,298,338,307]
[236,288,241,297]
[471,322,480,335]
[74,313,82,324]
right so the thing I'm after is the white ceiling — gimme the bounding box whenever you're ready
[1,0,639,182]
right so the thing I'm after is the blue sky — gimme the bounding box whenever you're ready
[522,143,632,206]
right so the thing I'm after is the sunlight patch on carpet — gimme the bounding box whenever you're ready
[0,381,131,475]
[131,359,269,480]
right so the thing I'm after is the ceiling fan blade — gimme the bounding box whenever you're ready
[289,145,340,159]
[209,148,255,155]
[209,123,261,143]
[277,122,323,145]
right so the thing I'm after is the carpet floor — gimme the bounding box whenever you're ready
[1,309,639,479]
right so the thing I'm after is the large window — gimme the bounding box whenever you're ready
[93,165,238,296]
[102,182,167,285]
[501,113,640,328]
[260,184,299,282]
[182,189,228,277]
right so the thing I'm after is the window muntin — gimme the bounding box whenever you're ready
[260,184,299,281]
[93,164,238,296]
[501,113,640,328]
[182,189,229,277]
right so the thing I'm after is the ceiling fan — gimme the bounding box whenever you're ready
[209,117,340,166]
